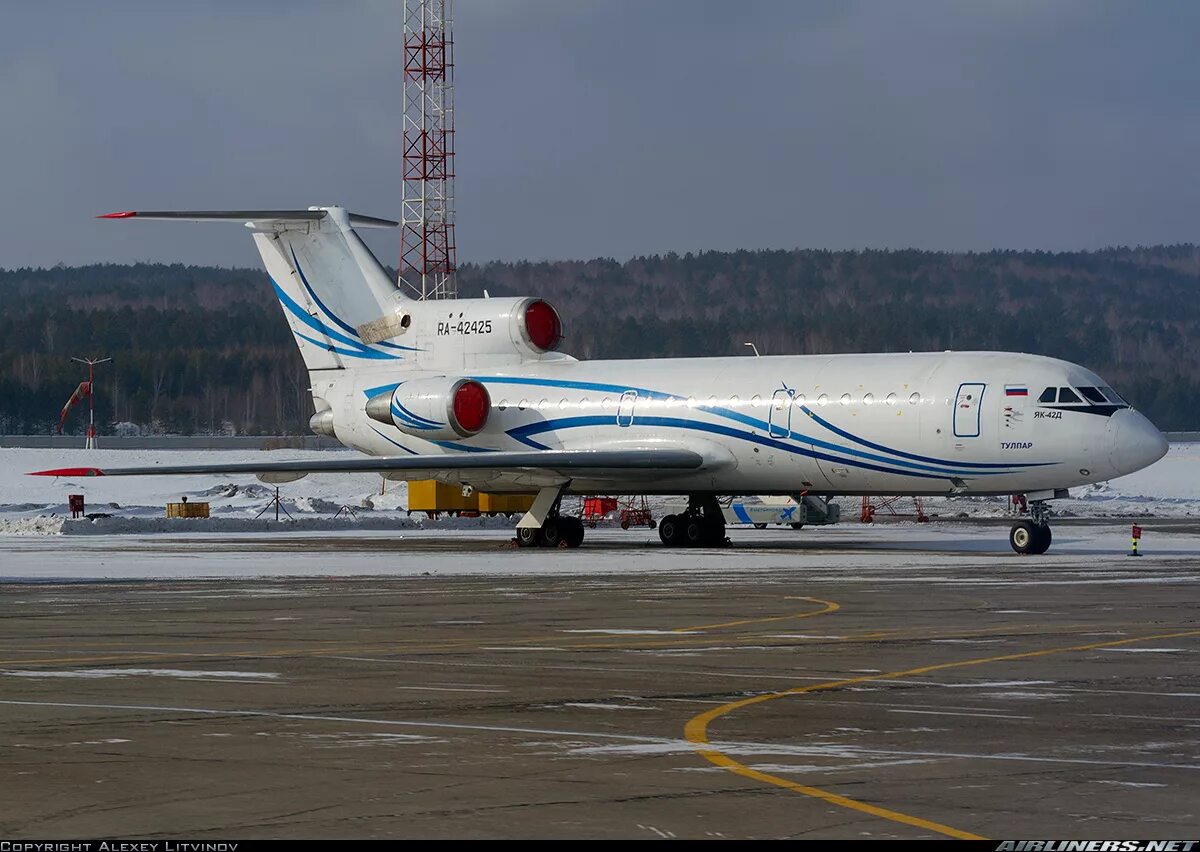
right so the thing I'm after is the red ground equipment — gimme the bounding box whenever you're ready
[582,497,619,527]
[860,495,929,523]
[617,497,655,530]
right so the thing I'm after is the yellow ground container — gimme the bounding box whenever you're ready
[407,481,535,515]
[166,501,210,519]
[477,492,536,515]
[407,480,479,513]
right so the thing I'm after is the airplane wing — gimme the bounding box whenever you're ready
[28,448,706,481]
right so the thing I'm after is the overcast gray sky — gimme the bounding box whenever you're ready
[2,1,1199,269]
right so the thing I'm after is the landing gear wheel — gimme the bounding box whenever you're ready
[516,526,542,548]
[1009,521,1035,554]
[1009,521,1052,555]
[1032,523,1052,554]
[790,522,804,530]
[561,517,585,548]
[754,522,767,530]
[702,516,726,547]
[540,518,562,548]
[659,514,685,547]
[683,518,705,547]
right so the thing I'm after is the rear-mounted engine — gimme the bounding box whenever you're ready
[366,377,491,441]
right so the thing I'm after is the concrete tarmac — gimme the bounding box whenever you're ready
[1,530,1198,839]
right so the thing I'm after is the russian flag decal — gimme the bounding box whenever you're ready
[1005,385,1029,397]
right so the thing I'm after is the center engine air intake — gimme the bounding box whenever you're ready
[366,377,491,441]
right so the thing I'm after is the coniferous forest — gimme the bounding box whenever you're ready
[1,246,1198,434]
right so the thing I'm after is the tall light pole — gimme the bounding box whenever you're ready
[68,357,111,449]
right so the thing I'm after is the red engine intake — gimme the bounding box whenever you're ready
[452,380,490,435]
[523,299,563,353]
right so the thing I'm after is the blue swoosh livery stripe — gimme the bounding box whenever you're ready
[476,376,1055,478]
[292,329,393,360]
[289,248,419,354]
[273,279,398,360]
[368,426,419,455]
[390,403,441,431]
[432,440,496,453]
[505,415,959,481]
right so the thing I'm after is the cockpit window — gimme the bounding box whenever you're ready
[1101,387,1127,405]
[1077,386,1107,404]
[1058,387,1082,404]
[1038,387,1056,403]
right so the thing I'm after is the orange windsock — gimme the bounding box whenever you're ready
[57,381,92,434]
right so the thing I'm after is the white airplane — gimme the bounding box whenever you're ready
[33,207,1169,554]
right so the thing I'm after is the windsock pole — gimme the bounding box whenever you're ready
[70,357,111,450]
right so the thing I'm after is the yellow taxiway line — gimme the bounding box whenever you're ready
[684,628,1200,840]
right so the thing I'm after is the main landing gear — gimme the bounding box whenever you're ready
[516,514,585,549]
[1009,499,1053,555]
[659,496,729,548]
[515,488,585,549]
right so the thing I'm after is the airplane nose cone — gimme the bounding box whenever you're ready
[1107,409,1169,476]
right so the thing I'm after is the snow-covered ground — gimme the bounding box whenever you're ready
[0,443,1196,537]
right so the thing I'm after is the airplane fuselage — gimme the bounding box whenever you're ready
[328,350,1167,497]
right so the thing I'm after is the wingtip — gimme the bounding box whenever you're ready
[97,211,137,219]
[28,467,105,477]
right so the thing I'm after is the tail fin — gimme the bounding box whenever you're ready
[100,207,416,371]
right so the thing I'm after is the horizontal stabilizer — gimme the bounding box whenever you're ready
[98,210,399,228]
[28,448,706,479]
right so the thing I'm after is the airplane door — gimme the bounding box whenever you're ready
[953,383,985,438]
[617,390,637,427]
[768,389,793,438]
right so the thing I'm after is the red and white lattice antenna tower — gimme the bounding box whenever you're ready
[399,0,456,300]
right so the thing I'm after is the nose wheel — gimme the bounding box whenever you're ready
[1009,499,1053,554]
[1009,520,1052,555]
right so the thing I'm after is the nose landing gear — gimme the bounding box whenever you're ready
[1009,499,1053,555]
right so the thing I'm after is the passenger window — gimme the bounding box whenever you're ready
[1038,387,1056,403]
[1058,388,1082,404]
[1078,387,1107,404]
